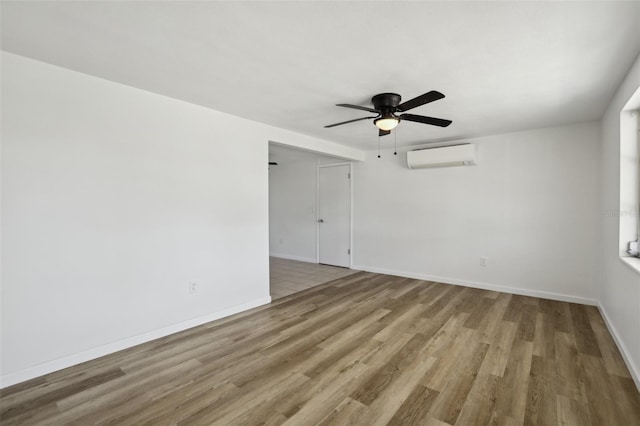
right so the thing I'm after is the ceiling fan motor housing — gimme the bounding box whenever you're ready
[372,93,401,112]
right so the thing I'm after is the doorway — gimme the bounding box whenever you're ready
[268,145,355,300]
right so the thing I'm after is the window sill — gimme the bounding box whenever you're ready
[620,256,640,275]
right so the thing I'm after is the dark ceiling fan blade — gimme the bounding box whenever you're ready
[397,91,445,112]
[400,113,452,127]
[324,116,377,128]
[336,104,379,114]
[379,129,391,137]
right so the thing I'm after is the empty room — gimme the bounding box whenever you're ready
[1,1,640,425]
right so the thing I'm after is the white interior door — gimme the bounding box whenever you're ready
[318,164,351,267]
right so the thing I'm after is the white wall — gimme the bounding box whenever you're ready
[600,53,640,387]
[353,121,601,304]
[0,52,364,387]
[269,159,318,262]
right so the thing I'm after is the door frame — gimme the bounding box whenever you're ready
[316,162,353,268]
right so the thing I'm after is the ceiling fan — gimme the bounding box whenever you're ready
[325,91,452,136]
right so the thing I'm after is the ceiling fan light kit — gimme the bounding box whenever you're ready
[374,115,399,131]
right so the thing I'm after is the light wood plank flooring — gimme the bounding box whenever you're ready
[1,272,639,425]
[270,257,356,300]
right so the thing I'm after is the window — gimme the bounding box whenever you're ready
[619,88,640,263]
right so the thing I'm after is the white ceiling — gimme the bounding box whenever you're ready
[2,1,639,150]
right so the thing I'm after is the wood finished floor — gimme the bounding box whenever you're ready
[270,257,356,300]
[1,272,639,425]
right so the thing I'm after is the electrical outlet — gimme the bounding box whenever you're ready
[189,281,197,294]
[480,257,488,267]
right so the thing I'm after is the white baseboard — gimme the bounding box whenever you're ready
[597,301,640,392]
[270,253,317,263]
[0,296,271,389]
[350,264,598,306]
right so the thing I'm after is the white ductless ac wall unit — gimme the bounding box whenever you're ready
[407,143,477,169]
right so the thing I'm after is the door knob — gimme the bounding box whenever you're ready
[318,219,324,223]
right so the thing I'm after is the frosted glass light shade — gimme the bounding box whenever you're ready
[374,117,399,131]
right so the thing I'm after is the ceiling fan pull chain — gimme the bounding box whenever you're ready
[394,128,397,156]
[378,133,381,158]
